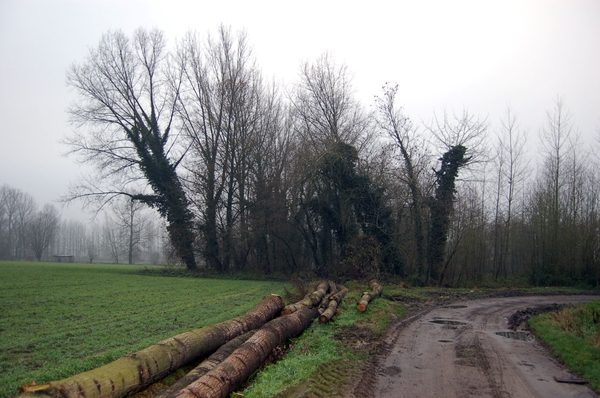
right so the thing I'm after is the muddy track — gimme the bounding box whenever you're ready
[356,295,599,398]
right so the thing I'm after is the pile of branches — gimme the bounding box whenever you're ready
[18,280,380,398]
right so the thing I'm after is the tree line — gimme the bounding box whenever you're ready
[0,186,169,264]
[60,26,599,286]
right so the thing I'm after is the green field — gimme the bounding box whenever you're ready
[0,261,286,398]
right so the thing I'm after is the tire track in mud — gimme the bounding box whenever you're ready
[363,295,599,398]
[352,307,436,398]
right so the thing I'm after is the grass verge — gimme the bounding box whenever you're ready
[529,300,600,392]
[0,261,286,398]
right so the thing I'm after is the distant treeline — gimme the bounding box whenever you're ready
[23,26,599,286]
[0,185,169,264]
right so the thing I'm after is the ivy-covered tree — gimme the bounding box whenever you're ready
[427,145,470,284]
[64,28,198,270]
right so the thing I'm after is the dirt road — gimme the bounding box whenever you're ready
[375,295,598,398]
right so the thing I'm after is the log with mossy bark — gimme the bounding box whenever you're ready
[172,305,319,398]
[17,295,284,398]
[357,279,382,312]
[281,280,332,315]
[317,282,339,314]
[309,280,331,305]
[319,285,348,323]
[153,331,255,398]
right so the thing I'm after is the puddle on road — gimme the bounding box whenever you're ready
[443,305,468,309]
[438,339,453,343]
[495,331,533,341]
[429,319,467,326]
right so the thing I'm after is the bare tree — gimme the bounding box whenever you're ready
[375,83,430,280]
[532,97,575,284]
[0,185,36,259]
[112,197,150,264]
[426,109,488,165]
[291,53,371,153]
[423,110,488,285]
[81,222,101,263]
[492,107,529,280]
[26,204,60,261]
[177,26,271,273]
[64,28,198,270]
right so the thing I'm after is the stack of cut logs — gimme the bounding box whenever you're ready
[18,280,381,398]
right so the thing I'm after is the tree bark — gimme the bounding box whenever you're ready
[318,282,339,314]
[309,280,331,305]
[357,279,382,312]
[173,305,319,398]
[319,285,348,323]
[16,295,283,398]
[153,331,255,398]
[281,280,332,315]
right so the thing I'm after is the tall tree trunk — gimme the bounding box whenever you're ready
[203,164,223,273]
[427,145,468,285]
[17,295,284,398]
[128,199,134,265]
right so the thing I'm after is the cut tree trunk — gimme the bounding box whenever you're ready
[173,306,319,398]
[318,282,339,314]
[319,285,348,323]
[357,279,382,312]
[17,295,284,398]
[281,294,313,316]
[153,331,255,398]
[281,280,332,315]
[309,280,330,305]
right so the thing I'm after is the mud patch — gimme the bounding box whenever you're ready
[429,319,467,326]
[495,331,533,341]
[334,325,378,354]
[438,339,453,343]
[508,303,566,330]
[444,305,468,309]
[384,365,401,376]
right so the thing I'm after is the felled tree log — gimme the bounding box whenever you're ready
[309,280,330,305]
[281,293,312,316]
[357,279,382,312]
[153,331,255,398]
[281,280,332,315]
[319,285,348,323]
[173,305,319,398]
[17,295,284,398]
[317,282,339,315]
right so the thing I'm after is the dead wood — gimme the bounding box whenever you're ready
[357,279,382,312]
[153,331,255,398]
[173,306,319,398]
[309,280,330,305]
[282,280,332,315]
[16,295,284,398]
[318,282,339,315]
[319,285,348,323]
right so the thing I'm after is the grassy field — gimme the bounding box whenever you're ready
[0,261,287,398]
[529,300,600,392]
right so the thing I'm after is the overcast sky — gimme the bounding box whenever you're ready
[1,0,599,220]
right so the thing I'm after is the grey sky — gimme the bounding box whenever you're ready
[1,0,599,220]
